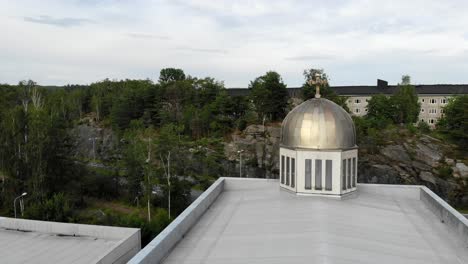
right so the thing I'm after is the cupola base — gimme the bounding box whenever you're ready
[279,146,358,196]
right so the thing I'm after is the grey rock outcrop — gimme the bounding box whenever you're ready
[413,142,442,167]
[69,124,119,162]
[381,145,411,163]
[455,163,468,178]
[419,171,437,185]
[224,124,281,178]
[358,132,466,207]
[358,164,402,184]
[226,124,467,207]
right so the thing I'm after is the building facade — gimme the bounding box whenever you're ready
[346,95,451,124]
[334,82,466,127]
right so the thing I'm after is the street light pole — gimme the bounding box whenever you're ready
[145,138,152,222]
[168,151,171,220]
[88,137,99,162]
[237,150,244,178]
[14,192,27,218]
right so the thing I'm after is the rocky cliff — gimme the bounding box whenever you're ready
[67,119,467,207]
[224,125,281,178]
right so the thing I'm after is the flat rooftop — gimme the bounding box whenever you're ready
[0,217,140,264]
[161,179,468,264]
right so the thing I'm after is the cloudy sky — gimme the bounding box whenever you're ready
[1,0,468,87]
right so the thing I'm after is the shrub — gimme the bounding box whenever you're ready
[406,123,417,135]
[436,95,468,148]
[437,165,453,179]
[417,121,431,134]
[24,193,74,222]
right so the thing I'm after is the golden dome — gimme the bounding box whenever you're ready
[281,98,357,150]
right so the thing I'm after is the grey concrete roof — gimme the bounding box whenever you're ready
[0,228,117,264]
[0,217,140,264]
[162,179,468,264]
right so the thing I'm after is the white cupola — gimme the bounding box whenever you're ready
[279,78,358,197]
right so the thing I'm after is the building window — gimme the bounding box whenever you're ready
[421,108,424,113]
[315,159,322,190]
[325,160,332,191]
[421,99,425,103]
[440,109,444,114]
[291,158,295,188]
[286,157,290,186]
[441,98,447,104]
[355,99,361,104]
[355,108,360,113]
[430,99,437,104]
[342,159,346,190]
[352,157,356,187]
[429,109,437,114]
[347,158,351,189]
[281,156,285,184]
[305,159,312,190]
[365,108,368,112]
[421,119,425,122]
[429,119,435,124]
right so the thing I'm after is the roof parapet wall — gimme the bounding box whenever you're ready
[420,186,468,246]
[128,177,225,264]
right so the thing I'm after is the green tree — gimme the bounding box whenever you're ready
[392,76,420,124]
[437,95,468,148]
[366,94,395,123]
[122,120,146,201]
[159,79,196,125]
[159,68,186,84]
[249,71,289,121]
[301,68,349,112]
[24,193,73,222]
[401,75,411,85]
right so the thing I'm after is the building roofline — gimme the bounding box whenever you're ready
[226,84,468,97]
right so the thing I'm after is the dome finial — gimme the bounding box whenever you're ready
[308,73,327,99]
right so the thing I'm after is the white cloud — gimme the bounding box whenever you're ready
[0,0,467,86]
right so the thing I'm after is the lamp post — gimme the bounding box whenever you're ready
[145,138,152,222]
[237,150,244,178]
[14,192,27,218]
[88,137,99,162]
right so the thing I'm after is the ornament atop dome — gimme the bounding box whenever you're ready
[307,72,328,99]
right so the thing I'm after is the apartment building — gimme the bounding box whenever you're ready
[334,80,467,126]
[227,80,468,127]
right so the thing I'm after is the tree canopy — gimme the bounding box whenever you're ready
[249,71,289,121]
[436,95,468,148]
[365,76,420,125]
[159,68,186,84]
[301,68,349,112]
[0,69,252,245]
[392,80,420,124]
